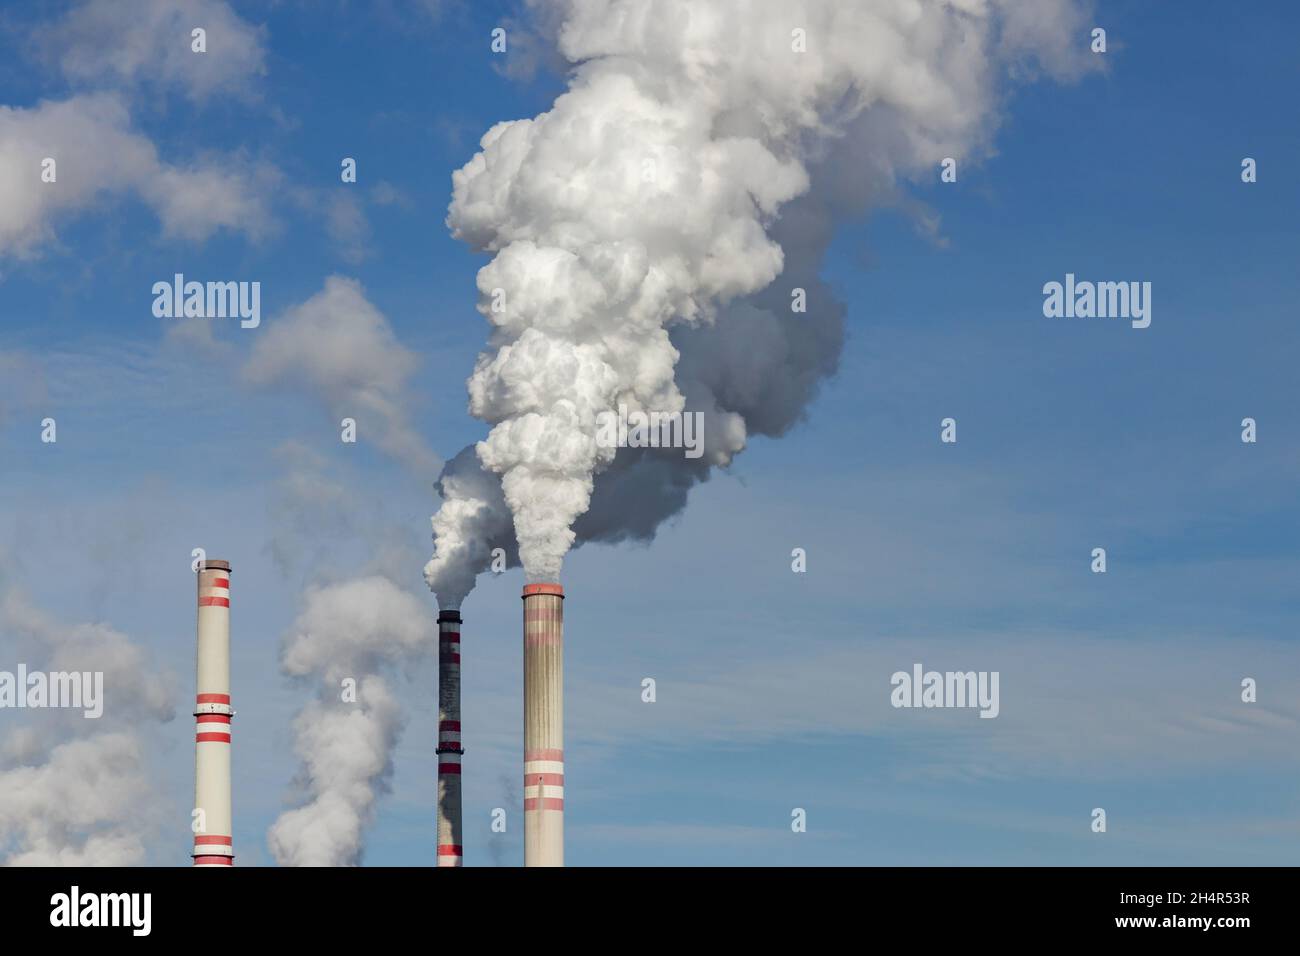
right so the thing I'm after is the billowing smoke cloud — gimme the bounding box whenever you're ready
[424,445,515,608]
[0,589,175,866]
[427,0,1095,597]
[268,575,433,866]
[260,301,442,864]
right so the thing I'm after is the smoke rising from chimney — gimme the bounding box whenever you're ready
[426,0,1096,600]
[268,575,433,866]
[424,446,515,609]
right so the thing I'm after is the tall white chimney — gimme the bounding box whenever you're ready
[193,560,234,866]
[522,583,564,867]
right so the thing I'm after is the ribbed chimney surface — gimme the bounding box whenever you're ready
[436,609,464,867]
[193,560,234,866]
[522,583,564,867]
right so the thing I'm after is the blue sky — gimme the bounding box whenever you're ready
[1,0,1298,866]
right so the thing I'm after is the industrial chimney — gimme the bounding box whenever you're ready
[522,583,564,867]
[436,608,464,867]
[193,560,234,866]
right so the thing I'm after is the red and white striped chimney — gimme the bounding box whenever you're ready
[193,560,234,866]
[436,608,464,867]
[522,583,564,867]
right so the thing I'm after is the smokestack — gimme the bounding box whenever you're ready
[522,583,563,867]
[436,608,463,866]
[193,560,234,866]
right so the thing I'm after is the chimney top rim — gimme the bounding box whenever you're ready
[521,583,564,598]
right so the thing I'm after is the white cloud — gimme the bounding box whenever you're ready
[0,734,154,866]
[323,192,372,264]
[990,0,1101,81]
[243,276,439,475]
[161,315,237,359]
[0,93,277,258]
[369,180,411,209]
[0,589,176,866]
[35,0,268,102]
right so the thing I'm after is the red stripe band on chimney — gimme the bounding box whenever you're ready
[523,798,565,811]
[524,749,563,762]
[194,562,234,867]
[437,845,463,855]
[438,764,462,774]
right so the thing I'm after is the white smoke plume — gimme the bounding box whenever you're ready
[427,0,1096,597]
[0,589,175,866]
[424,445,515,608]
[268,575,433,866]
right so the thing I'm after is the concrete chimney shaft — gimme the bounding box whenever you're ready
[436,609,464,866]
[193,561,234,866]
[522,583,564,867]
